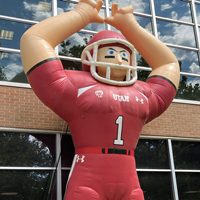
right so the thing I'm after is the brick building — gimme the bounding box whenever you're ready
[0,0,200,200]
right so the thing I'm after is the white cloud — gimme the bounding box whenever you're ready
[161,4,172,11]
[158,17,195,50]
[23,1,33,11]
[109,0,148,14]
[171,11,178,20]
[196,10,200,24]
[145,22,152,33]
[184,63,200,87]
[9,54,21,62]
[172,0,176,5]
[187,78,200,87]
[23,2,51,21]
[3,63,23,80]
[157,7,194,53]
[57,7,65,15]
[189,62,200,74]
[71,33,90,45]
[58,32,92,54]
[33,11,51,21]
[65,3,76,12]
[169,46,198,63]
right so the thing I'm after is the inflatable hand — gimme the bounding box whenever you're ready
[75,0,104,24]
[105,3,139,32]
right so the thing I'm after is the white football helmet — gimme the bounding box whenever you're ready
[81,30,137,86]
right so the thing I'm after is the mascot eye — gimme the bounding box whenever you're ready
[107,50,115,55]
[122,52,128,57]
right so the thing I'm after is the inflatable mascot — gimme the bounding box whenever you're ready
[20,0,180,199]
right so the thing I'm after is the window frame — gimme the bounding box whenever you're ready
[1,0,200,104]
[1,128,200,200]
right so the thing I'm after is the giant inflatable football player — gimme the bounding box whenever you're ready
[20,0,180,199]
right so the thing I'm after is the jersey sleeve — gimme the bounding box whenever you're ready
[136,76,177,124]
[27,58,78,122]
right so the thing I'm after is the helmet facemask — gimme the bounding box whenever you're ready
[81,38,137,86]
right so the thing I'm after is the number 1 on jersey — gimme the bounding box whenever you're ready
[114,116,124,145]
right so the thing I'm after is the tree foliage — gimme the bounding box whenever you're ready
[0,133,55,200]
[0,65,7,81]
[137,55,200,100]
[135,139,200,200]
[0,43,8,81]
[60,37,90,59]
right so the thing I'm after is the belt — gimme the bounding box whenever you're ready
[76,147,134,156]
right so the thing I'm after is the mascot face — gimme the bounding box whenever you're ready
[97,45,131,82]
[81,31,137,86]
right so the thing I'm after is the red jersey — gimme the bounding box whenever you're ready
[27,58,176,200]
[27,58,176,150]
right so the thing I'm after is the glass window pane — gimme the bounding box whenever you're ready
[176,75,200,101]
[172,141,200,169]
[62,60,82,71]
[137,70,151,82]
[137,53,150,68]
[154,0,192,23]
[109,0,151,14]
[135,16,153,34]
[0,170,54,200]
[199,28,200,42]
[84,7,106,32]
[176,173,200,200]
[61,135,75,167]
[111,15,152,34]
[195,4,200,24]
[0,132,55,167]
[169,47,199,74]
[57,1,106,31]
[62,170,70,198]
[0,52,28,83]
[138,172,172,200]
[157,20,196,48]
[58,32,94,58]
[135,139,169,169]
[0,20,32,50]
[0,0,52,21]
[57,0,77,15]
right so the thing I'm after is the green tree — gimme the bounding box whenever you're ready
[0,43,8,81]
[135,139,200,200]
[60,37,90,58]
[137,55,150,81]
[0,65,8,81]
[175,75,200,101]
[135,140,171,200]
[0,132,55,200]
[60,40,71,55]
[137,56,200,101]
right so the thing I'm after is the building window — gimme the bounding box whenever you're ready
[135,137,200,200]
[172,141,200,199]
[0,0,52,21]
[1,131,200,200]
[1,0,200,103]
[0,132,56,200]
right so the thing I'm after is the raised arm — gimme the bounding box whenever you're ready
[20,0,104,75]
[105,3,180,89]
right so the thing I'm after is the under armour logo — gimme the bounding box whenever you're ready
[76,155,85,163]
[135,96,144,104]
